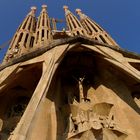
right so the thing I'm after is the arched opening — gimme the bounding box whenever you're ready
[32,19,37,32]
[17,33,23,45]
[69,16,76,28]
[87,19,98,32]
[37,17,41,29]
[42,29,45,39]
[42,14,45,26]
[28,17,32,30]
[81,30,84,35]
[0,63,43,139]
[84,20,93,35]
[36,31,39,44]
[30,36,35,48]
[99,35,107,44]
[47,18,49,27]
[44,46,139,139]
[73,16,81,27]
[24,33,29,47]
[95,37,98,41]
[76,31,80,35]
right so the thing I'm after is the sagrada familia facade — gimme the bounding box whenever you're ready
[0,4,140,140]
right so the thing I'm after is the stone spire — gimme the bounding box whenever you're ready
[34,5,52,47]
[3,7,37,62]
[76,9,118,46]
[63,6,87,37]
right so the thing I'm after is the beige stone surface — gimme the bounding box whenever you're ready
[0,5,140,140]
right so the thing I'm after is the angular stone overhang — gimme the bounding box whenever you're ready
[0,35,140,71]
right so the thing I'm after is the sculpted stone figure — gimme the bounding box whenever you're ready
[78,77,85,102]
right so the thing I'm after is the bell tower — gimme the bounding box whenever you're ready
[34,5,52,48]
[76,8,118,47]
[3,7,37,62]
[63,6,87,36]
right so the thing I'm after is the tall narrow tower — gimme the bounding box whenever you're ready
[0,5,140,140]
[63,6,87,36]
[76,8,118,46]
[3,7,37,62]
[34,5,52,48]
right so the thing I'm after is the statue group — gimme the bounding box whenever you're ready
[63,76,127,140]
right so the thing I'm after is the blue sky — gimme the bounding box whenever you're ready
[0,0,140,61]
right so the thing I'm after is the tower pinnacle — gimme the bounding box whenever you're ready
[76,9,87,20]
[41,5,47,13]
[28,6,37,16]
[3,6,37,62]
[63,6,71,16]
[42,5,47,8]
[34,4,52,47]
[75,9,81,14]
[31,6,37,11]
[63,6,87,37]
[76,9,118,47]
[63,5,68,11]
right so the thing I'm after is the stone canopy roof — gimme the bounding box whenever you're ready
[0,35,140,72]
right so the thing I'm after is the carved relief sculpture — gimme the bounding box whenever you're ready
[0,4,140,140]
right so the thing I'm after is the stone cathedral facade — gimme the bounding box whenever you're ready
[0,4,140,140]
